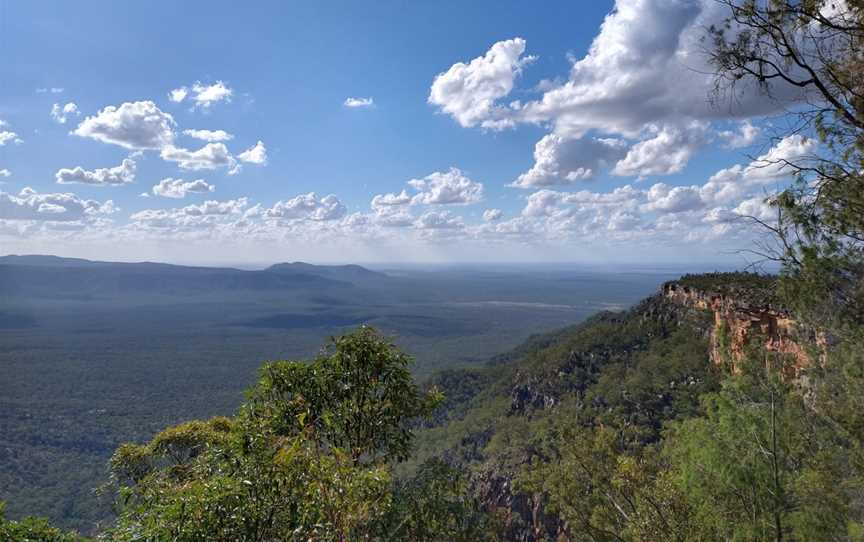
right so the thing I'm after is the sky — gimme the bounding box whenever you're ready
[0,0,815,265]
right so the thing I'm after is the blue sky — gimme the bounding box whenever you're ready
[0,0,812,264]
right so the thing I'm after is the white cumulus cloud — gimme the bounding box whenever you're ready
[50,102,80,124]
[264,193,347,221]
[73,101,176,150]
[612,123,707,178]
[344,97,374,108]
[237,140,267,165]
[0,131,21,146]
[55,158,137,186]
[428,37,535,129]
[408,168,483,205]
[512,135,628,188]
[169,81,233,109]
[0,187,115,222]
[160,143,237,172]
[371,168,484,209]
[183,129,234,142]
[414,210,464,230]
[151,178,215,198]
[719,120,760,149]
[483,208,503,222]
[371,190,412,210]
[169,87,189,103]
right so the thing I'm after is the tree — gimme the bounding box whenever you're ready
[708,0,864,339]
[709,3,864,509]
[520,427,699,542]
[106,326,445,541]
[664,368,853,541]
[242,326,442,464]
[376,458,498,542]
[0,502,87,542]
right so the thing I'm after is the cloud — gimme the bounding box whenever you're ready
[0,187,115,222]
[183,129,234,142]
[512,134,628,188]
[151,178,215,198]
[371,168,484,209]
[0,131,21,146]
[0,169,10,178]
[344,97,374,108]
[611,123,707,178]
[237,140,267,165]
[428,1,808,189]
[506,133,816,245]
[414,210,464,229]
[264,193,347,221]
[169,81,233,109]
[483,208,503,222]
[428,37,535,129]
[407,168,483,205]
[55,158,137,186]
[169,87,189,103]
[522,189,572,218]
[719,120,760,149]
[36,87,64,94]
[373,208,415,228]
[642,183,704,213]
[732,196,775,221]
[371,190,412,210]
[743,134,815,181]
[160,143,237,172]
[50,102,80,124]
[517,0,790,138]
[73,101,176,150]
[701,135,816,204]
[130,198,249,228]
[177,198,247,216]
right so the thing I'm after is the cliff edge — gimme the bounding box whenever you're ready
[663,273,825,376]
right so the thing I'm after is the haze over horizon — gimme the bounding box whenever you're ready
[0,0,809,265]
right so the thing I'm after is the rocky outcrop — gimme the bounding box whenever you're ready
[474,468,565,541]
[662,281,824,376]
[510,381,557,413]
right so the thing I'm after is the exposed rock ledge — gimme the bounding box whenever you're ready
[662,281,825,376]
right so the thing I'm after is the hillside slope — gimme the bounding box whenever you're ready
[410,273,807,539]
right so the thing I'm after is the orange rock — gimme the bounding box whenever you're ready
[663,282,826,378]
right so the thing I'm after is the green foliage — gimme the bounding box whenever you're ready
[520,428,699,542]
[377,459,497,541]
[676,272,779,306]
[664,371,856,541]
[103,326,456,541]
[0,502,87,542]
[242,326,442,464]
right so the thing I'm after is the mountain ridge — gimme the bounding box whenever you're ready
[0,255,388,298]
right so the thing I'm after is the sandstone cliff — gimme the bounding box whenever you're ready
[662,278,824,376]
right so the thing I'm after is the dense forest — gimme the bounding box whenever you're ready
[3,0,863,539]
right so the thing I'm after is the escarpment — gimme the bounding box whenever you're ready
[663,275,826,376]
[414,272,830,542]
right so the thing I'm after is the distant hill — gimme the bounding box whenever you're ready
[266,261,386,281]
[0,255,387,298]
[0,254,104,267]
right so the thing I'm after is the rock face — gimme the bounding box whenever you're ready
[662,281,823,376]
[474,469,564,541]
